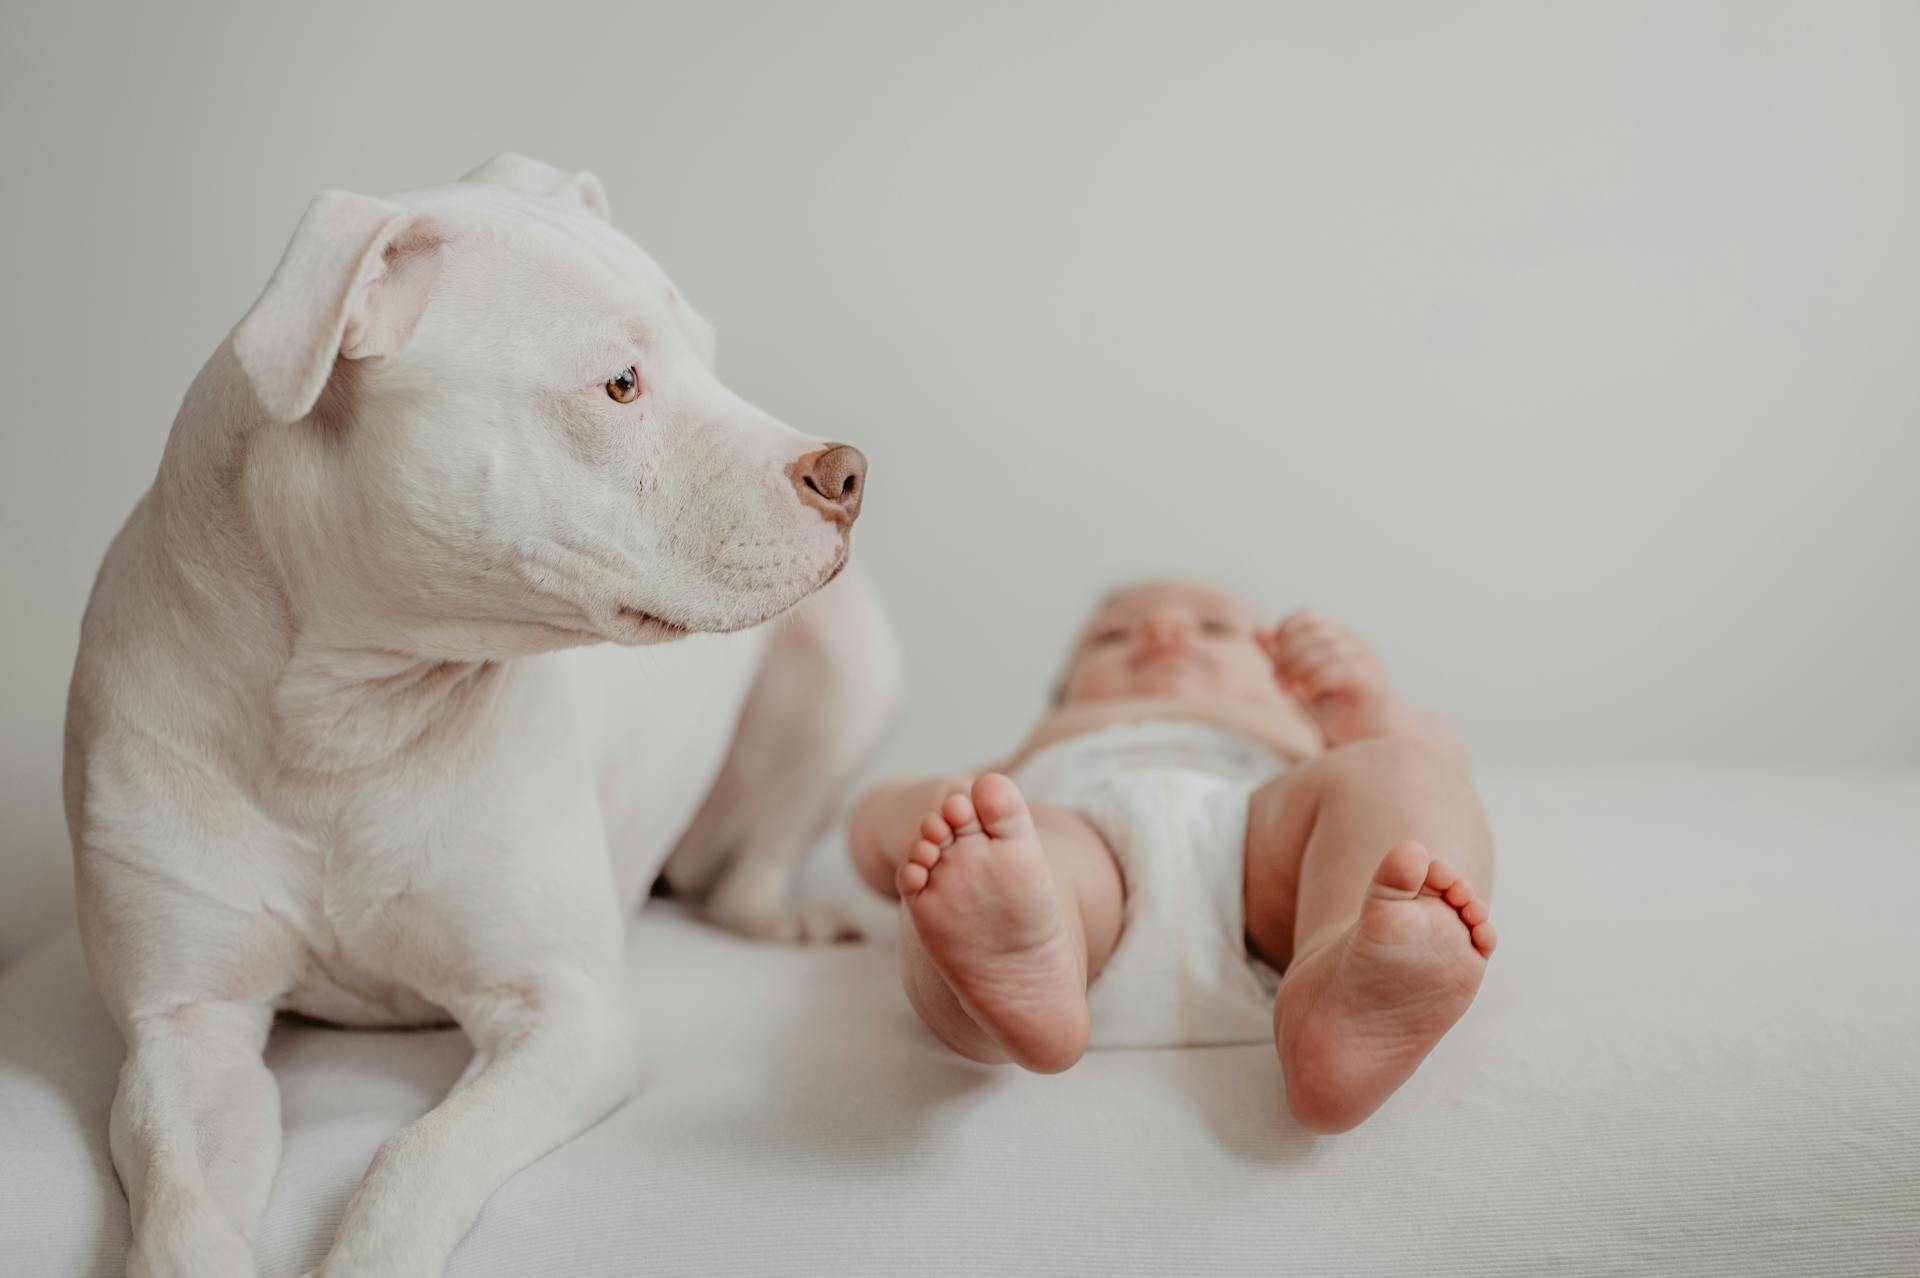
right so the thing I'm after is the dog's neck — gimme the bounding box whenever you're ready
[270,639,506,774]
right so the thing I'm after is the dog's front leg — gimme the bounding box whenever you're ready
[112,1000,281,1278]
[309,968,636,1278]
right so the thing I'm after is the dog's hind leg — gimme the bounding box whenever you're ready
[112,1000,279,1278]
[664,564,904,943]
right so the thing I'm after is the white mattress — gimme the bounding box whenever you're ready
[3,769,1918,1276]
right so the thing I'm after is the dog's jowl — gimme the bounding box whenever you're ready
[63,153,900,1278]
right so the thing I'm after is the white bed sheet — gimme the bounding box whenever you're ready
[4,769,1918,1276]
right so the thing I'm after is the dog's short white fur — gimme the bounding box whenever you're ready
[62,154,901,1278]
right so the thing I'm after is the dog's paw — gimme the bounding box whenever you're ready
[713,901,864,945]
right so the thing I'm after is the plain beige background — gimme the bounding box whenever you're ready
[3,1,1916,962]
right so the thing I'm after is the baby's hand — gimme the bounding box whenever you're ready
[1258,610,1398,745]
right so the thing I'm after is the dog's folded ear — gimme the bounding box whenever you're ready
[233,191,445,424]
[461,152,611,222]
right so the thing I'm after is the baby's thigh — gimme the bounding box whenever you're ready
[1241,741,1496,965]
[1240,768,1320,968]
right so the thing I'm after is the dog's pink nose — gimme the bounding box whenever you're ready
[793,444,866,525]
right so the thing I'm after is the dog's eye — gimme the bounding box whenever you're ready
[606,366,641,403]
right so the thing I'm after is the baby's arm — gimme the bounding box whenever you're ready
[848,772,976,898]
[1259,610,1469,766]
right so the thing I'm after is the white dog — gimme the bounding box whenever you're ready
[62,154,901,1278]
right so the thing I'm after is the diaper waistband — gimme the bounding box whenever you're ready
[1012,718,1287,796]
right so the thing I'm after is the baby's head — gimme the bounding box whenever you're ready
[1057,579,1282,705]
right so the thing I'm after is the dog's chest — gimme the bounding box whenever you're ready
[255,675,575,1022]
[266,774,504,1025]
[263,636,765,1025]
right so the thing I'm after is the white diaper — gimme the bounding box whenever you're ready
[1009,719,1287,1049]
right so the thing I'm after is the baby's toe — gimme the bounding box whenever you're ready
[970,774,1035,838]
[941,791,981,836]
[1372,842,1430,896]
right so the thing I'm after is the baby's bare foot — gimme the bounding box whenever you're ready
[897,774,1089,1073]
[1275,842,1495,1133]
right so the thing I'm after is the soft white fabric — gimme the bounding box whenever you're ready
[1011,720,1286,1047]
[4,769,1919,1277]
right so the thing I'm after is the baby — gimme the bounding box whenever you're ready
[848,580,1495,1133]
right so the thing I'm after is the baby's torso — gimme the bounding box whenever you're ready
[1005,693,1323,779]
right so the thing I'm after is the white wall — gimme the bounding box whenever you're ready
[3,1,1916,961]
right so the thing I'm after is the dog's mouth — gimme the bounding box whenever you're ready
[614,549,850,643]
[614,606,693,641]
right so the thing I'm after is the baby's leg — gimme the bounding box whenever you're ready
[1244,737,1496,1133]
[895,775,1124,1073]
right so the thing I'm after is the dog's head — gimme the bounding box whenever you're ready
[228,153,863,656]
